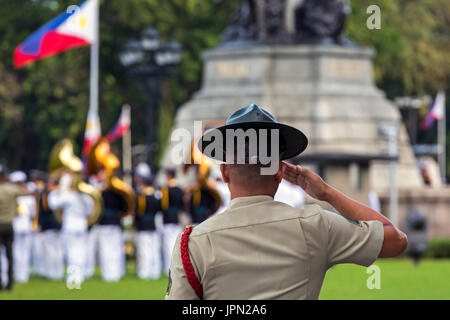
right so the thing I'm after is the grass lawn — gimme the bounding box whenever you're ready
[1,259,449,300]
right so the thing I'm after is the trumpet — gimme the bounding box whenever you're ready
[48,139,103,226]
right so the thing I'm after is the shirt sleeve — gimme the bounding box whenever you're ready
[11,185,29,197]
[165,234,200,300]
[322,209,384,268]
[48,190,65,211]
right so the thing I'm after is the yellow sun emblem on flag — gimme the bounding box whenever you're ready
[79,16,87,28]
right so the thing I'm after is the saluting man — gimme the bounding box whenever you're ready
[166,104,407,300]
[134,178,162,279]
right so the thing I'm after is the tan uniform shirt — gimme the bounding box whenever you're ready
[166,195,384,300]
[0,184,29,224]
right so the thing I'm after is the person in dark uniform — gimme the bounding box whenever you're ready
[186,186,219,224]
[161,169,185,276]
[97,186,128,282]
[37,178,64,280]
[134,177,162,279]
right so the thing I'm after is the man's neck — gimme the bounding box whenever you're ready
[230,190,275,200]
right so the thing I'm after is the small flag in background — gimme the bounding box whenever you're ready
[420,91,446,131]
[13,0,98,68]
[82,108,102,158]
[106,105,131,143]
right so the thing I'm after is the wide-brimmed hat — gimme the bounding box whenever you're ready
[198,104,308,162]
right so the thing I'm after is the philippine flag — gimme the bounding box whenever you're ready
[13,0,98,69]
[106,105,131,143]
[420,92,446,131]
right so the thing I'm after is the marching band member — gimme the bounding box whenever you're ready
[10,171,36,283]
[86,139,135,282]
[134,178,162,279]
[28,174,46,278]
[97,181,128,282]
[37,177,64,280]
[48,172,94,283]
[161,169,185,276]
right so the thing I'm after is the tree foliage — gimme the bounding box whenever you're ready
[0,0,448,175]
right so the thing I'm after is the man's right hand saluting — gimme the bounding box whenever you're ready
[282,161,330,202]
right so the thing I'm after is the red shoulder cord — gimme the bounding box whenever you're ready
[180,226,203,299]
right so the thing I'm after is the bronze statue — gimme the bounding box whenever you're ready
[220,0,352,46]
[221,0,290,44]
[294,0,351,45]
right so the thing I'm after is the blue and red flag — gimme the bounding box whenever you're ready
[106,105,131,143]
[13,0,98,69]
[420,92,446,131]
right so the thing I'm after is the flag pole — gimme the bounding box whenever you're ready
[122,105,133,186]
[89,0,100,118]
[438,92,446,184]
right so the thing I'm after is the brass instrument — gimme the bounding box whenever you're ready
[48,139,103,226]
[86,138,135,216]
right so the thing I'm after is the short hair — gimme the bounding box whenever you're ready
[226,163,278,191]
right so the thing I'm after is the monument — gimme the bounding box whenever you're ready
[161,0,424,208]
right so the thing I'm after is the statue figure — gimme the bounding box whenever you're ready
[294,0,352,45]
[220,0,352,46]
[220,0,290,45]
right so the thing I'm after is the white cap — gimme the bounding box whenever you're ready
[9,171,27,183]
[135,162,151,178]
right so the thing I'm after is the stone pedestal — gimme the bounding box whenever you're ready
[162,45,423,202]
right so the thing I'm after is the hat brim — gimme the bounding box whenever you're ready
[198,122,308,162]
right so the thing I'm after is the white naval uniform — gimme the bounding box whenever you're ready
[31,231,45,277]
[1,246,8,287]
[162,223,183,276]
[42,229,64,280]
[12,195,36,282]
[84,225,98,279]
[274,179,305,209]
[98,224,124,282]
[136,230,161,279]
[48,190,93,282]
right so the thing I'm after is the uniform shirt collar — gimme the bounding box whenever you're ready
[228,195,274,210]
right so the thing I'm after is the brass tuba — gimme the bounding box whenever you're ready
[86,138,135,216]
[48,139,103,226]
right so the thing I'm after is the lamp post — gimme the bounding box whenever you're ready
[379,122,399,227]
[120,28,182,172]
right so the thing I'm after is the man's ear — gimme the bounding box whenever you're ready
[220,164,230,183]
[275,161,284,184]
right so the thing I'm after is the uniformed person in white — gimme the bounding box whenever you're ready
[166,104,407,300]
[48,173,94,282]
[10,171,36,283]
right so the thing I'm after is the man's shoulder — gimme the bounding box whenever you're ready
[190,201,324,237]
